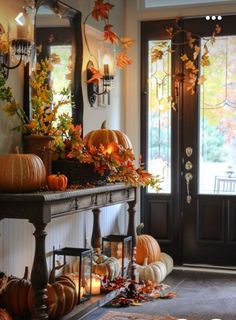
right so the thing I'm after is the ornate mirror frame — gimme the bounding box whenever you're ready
[24,0,84,126]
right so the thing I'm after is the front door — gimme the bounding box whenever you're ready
[141,16,236,266]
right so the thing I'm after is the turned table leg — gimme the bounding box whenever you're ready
[91,208,102,252]
[127,200,137,282]
[31,223,48,320]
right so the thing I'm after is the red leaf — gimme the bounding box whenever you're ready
[104,24,118,44]
[91,0,114,21]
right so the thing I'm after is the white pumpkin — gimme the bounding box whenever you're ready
[92,256,120,280]
[137,258,167,284]
[160,252,174,275]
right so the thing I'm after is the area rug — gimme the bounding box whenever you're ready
[99,311,177,320]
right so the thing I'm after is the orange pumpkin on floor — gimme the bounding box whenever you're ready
[0,308,13,320]
[135,224,161,265]
[28,267,77,319]
[1,267,31,318]
[47,173,68,191]
[84,121,133,150]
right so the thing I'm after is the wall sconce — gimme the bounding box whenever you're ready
[0,2,35,78]
[87,42,115,107]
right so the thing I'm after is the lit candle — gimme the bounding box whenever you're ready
[103,54,110,75]
[88,274,101,295]
[71,274,84,298]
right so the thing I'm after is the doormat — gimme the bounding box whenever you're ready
[98,311,177,320]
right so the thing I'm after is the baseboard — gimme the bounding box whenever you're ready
[174,264,236,274]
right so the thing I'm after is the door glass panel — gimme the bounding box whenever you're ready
[147,40,171,193]
[199,36,236,194]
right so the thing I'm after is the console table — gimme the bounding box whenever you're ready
[0,183,137,320]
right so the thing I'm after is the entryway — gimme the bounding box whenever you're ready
[140,16,236,266]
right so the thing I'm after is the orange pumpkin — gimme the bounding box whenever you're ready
[84,121,132,150]
[47,173,68,191]
[28,269,77,319]
[0,154,46,193]
[136,234,161,265]
[1,267,31,318]
[0,308,13,320]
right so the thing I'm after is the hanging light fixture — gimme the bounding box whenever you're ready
[0,1,35,78]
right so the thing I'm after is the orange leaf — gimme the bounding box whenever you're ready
[120,37,135,49]
[91,0,114,21]
[87,66,103,84]
[116,51,132,69]
[104,24,118,44]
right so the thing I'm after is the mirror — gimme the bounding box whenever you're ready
[24,0,83,126]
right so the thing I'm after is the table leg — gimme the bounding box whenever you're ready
[127,200,137,282]
[91,208,102,252]
[31,223,48,320]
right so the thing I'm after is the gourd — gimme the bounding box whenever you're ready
[136,225,161,264]
[47,173,68,191]
[1,267,31,318]
[160,252,174,275]
[0,308,12,320]
[84,121,133,150]
[92,255,120,280]
[137,259,167,284]
[28,268,77,319]
[0,153,46,193]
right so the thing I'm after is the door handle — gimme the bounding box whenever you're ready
[185,172,193,204]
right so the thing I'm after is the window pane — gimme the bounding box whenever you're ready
[199,36,236,194]
[147,40,172,193]
[50,45,72,117]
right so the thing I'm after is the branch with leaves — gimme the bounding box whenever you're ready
[83,0,135,83]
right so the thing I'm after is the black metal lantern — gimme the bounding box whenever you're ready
[102,235,132,278]
[53,247,92,304]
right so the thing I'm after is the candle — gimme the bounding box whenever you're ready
[71,274,84,298]
[87,274,101,295]
[103,54,110,75]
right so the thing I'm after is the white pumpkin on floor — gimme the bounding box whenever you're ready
[136,252,173,284]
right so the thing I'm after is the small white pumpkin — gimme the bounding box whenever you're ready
[92,256,120,280]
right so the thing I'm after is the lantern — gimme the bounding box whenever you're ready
[102,235,132,278]
[53,247,92,304]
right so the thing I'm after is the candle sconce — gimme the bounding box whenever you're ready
[53,247,93,304]
[102,235,132,278]
[0,2,35,78]
[86,60,114,107]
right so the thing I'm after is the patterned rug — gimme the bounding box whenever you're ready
[99,311,177,320]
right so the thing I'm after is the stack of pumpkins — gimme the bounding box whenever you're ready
[0,266,78,319]
[0,153,68,193]
[135,225,174,284]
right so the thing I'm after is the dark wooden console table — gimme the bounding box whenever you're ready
[0,183,136,320]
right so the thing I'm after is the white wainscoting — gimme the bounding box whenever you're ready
[0,204,127,277]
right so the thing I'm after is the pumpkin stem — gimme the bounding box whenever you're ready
[15,146,20,154]
[49,262,66,284]
[136,223,144,235]
[143,257,148,266]
[23,266,29,280]
[101,120,107,129]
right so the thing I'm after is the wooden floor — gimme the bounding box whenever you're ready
[80,268,236,320]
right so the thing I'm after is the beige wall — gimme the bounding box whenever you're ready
[0,0,127,277]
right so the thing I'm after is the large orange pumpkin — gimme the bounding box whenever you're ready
[0,153,46,193]
[135,224,161,265]
[84,121,132,150]
[1,267,31,318]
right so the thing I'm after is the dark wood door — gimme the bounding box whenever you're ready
[141,16,236,267]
